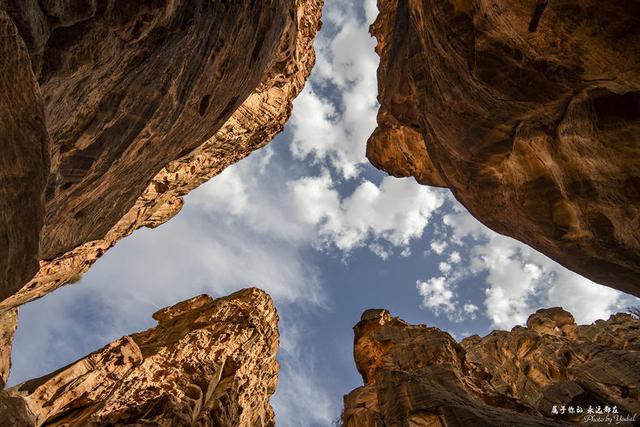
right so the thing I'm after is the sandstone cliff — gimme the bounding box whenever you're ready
[368,0,640,296]
[0,288,279,426]
[0,0,323,304]
[342,307,640,426]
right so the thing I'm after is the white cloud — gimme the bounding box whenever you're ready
[463,303,479,317]
[430,241,447,255]
[191,166,248,215]
[290,175,445,256]
[417,277,455,314]
[439,262,452,275]
[271,320,336,427]
[423,193,640,329]
[290,0,379,178]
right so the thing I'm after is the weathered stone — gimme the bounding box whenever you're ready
[0,9,49,300]
[0,0,322,305]
[343,308,640,426]
[368,0,640,296]
[0,288,279,426]
[0,308,18,389]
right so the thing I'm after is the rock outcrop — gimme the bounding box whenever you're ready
[342,307,640,426]
[0,288,279,426]
[0,0,323,303]
[368,0,640,296]
[0,309,17,389]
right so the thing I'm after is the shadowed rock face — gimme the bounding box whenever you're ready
[0,0,323,302]
[0,9,49,297]
[0,288,279,426]
[0,309,17,389]
[368,0,640,296]
[342,307,640,426]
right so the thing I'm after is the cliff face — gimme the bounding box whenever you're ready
[0,9,49,298]
[0,309,17,389]
[342,307,640,426]
[368,0,640,296]
[0,288,279,426]
[0,0,323,302]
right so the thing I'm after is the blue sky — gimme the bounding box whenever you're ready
[9,1,640,426]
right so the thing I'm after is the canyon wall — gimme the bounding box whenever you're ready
[0,288,279,426]
[342,307,640,426]
[368,0,640,296]
[0,0,323,305]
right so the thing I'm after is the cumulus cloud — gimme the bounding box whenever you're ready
[290,0,379,178]
[290,174,445,256]
[430,241,448,255]
[420,194,640,329]
[417,277,456,315]
[463,303,479,318]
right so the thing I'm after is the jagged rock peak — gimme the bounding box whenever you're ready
[343,307,640,426]
[0,288,280,427]
[367,0,640,295]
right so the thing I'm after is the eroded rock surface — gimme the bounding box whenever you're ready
[0,308,17,389]
[0,9,49,297]
[342,307,640,426]
[0,288,279,426]
[369,0,640,295]
[0,0,322,302]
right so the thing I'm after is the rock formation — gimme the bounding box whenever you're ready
[0,309,17,389]
[0,288,279,426]
[342,307,640,426]
[0,0,323,304]
[368,0,640,296]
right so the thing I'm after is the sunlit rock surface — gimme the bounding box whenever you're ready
[342,307,640,426]
[368,0,640,295]
[0,288,279,426]
[0,0,323,303]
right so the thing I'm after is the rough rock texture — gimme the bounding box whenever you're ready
[0,288,279,426]
[342,307,640,426]
[0,9,49,296]
[0,0,323,302]
[369,0,640,295]
[0,308,18,389]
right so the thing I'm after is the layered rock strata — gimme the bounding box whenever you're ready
[342,307,640,426]
[0,288,279,426]
[368,0,640,295]
[0,0,323,302]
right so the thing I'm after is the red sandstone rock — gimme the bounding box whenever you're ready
[343,307,640,426]
[0,0,322,306]
[0,288,279,426]
[368,0,640,296]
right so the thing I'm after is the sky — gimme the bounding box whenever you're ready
[9,1,640,426]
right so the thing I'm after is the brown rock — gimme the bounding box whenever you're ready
[0,308,18,389]
[367,109,446,187]
[342,308,640,426]
[0,9,49,299]
[0,288,280,426]
[368,0,640,295]
[0,0,322,303]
